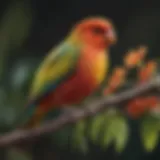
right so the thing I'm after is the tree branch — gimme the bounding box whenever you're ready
[0,76,160,148]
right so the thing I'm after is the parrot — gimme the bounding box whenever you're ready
[19,17,117,128]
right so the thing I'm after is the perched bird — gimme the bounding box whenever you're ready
[20,17,117,128]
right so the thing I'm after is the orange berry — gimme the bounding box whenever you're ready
[138,60,157,83]
[124,46,148,69]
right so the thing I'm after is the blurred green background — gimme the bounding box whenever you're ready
[0,0,160,160]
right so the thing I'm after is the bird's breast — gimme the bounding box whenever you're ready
[78,48,108,86]
[39,48,108,108]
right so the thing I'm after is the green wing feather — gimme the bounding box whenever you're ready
[16,42,81,127]
[29,42,80,100]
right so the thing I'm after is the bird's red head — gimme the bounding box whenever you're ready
[71,17,117,49]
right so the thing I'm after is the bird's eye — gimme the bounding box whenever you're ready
[92,27,105,34]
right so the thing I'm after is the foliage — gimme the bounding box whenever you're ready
[0,0,33,159]
[140,116,160,152]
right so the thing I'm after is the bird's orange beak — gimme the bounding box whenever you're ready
[105,29,117,45]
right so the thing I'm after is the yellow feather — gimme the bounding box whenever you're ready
[29,46,78,97]
[93,51,109,84]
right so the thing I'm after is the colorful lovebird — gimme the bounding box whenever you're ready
[20,17,117,128]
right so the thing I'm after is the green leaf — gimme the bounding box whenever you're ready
[102,113,128,152]
[101,111,117,147]
[0,0,33,78]
[89,113,106,143]
[72,120,88,152]
[114,116,128,152]
[140,116,160,152]
[0,0,33,47]
[102,118,114,147]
